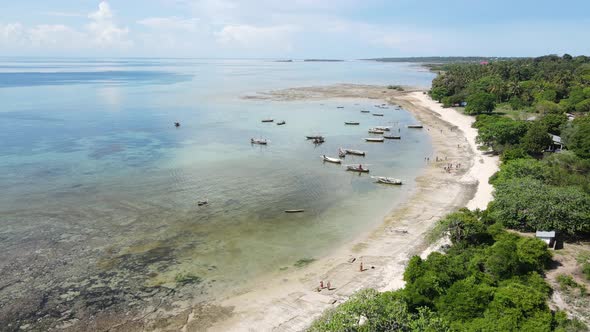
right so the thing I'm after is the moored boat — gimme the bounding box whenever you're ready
[345,121,360,125]
[261,119,274,123]
[407,124,423,128]
[344,149,366,156]
[306,135,324,140]
[285,209,305,213]
[251,138,268,145]
[368,129,385,134]
[374,126,391,131]
[360,110,370,113]
[372,176,403,185]
[346,165,369,173]
[338,148,346,158]
[365,137,385,142]
[383,135,401,139]
[337,106,344,109]
[373,113,384,116]
[276,121,286,125]
[321,155,342,164]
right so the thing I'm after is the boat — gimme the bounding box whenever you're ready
[313,137,325,144]
[337,106,344,109]
[374,126,391,131]
[276,121,286,125]
[261,119,274,123]
[368,128,385,134]
[306,135,324,140]
[345,121,360,125]
[321,155,342,164]
[365,137,385,142]
[373,113,384,117]
[251,138,268,145]
[360,110,370,113]
[372,176,403,185]
[338,148,346,158]
[197,200,208,206]
[285,209,305,213]
[383,135,401,139]
[344,149,366,156]
[407,124,423,128]
[346,165,369,173]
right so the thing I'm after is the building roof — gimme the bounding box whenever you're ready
[536,231,556,238]
[549,134,562,144]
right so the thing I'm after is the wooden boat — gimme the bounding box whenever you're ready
[374,126,391,131]
[306,135,324,140]
[197,200,208,206]
[337,106,344,109]
[345,121,360,125]
[285,209,304,213]
[368,129,385,134]
[383,135,401,139]
[261,119,274,123]
[360,110,370,113]
[372,176,403,185]
[344,149,366,156]
[407,124,423,128]
[373,113,384,117]
[365,137,384,142]
[276,121,286,125]
[251,138,268,145]
[346,165,369,173]
[321,155,342,164]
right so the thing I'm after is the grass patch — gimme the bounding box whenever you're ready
[387,85,404,91]
[558,274,587,297]
[294,258,316,268]
[175,273,202,285]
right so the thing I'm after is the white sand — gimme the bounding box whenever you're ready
[178,86,500,332]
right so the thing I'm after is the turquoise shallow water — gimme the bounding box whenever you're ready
[0,59,434,312]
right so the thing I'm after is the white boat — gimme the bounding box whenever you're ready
[344,149,366,156]
[346,165,369,173]
[345,121,360,125]
[372,176,403,185]
[321,155,342,164]
[365,137,384,142]
[261,119,274,123]
[407,124,423,128]
[373,113,384,117]
[251,138,268,145]
[374,126,391,131]
[368,129,385,134]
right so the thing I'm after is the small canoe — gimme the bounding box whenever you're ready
[368,129,385,134]
[373,113,384,117]
[285,209,304,213]
[276,121,286,125]
[372,176,403,185]
[344,149,366,156]
[321,155,342,164]
[261,119,274,123]
[345,121,360,125]
[360,110,370,113]
[407,124,423,128]
[251,138,268,145]
[384,135,401,139]
[346,165,369,173]
[306,135,324,140]
[374,126,391,131]
[365,137,384,142]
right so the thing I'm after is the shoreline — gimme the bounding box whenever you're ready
[187,85,499,331]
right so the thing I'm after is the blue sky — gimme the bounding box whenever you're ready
[1,0,589,58]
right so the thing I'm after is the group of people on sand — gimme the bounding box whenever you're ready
[317,280,333,292]
[443,163,461,173]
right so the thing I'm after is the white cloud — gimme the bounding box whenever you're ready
[137,17,200,31]
[216,24,298,51]
[87,1,131,48]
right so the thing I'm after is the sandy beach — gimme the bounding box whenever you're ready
[175,85,499,332]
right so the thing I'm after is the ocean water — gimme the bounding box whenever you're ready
[0,59,434,321]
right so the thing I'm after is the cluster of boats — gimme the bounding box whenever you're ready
[319,148,402,185]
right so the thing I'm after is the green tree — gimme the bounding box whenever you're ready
[521,122,552,155]
[465,92,496,114]
[563,117,590,159]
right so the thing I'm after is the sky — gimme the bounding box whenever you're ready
[0,0,589,58]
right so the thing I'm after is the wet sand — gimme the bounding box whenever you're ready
[183,85,499,331]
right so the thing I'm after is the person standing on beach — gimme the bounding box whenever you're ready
[360,262,363,272]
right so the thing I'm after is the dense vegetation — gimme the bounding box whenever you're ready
[310,55,590,331]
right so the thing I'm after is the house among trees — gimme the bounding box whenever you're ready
[536,231,556,248]
[547,134,563,152]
